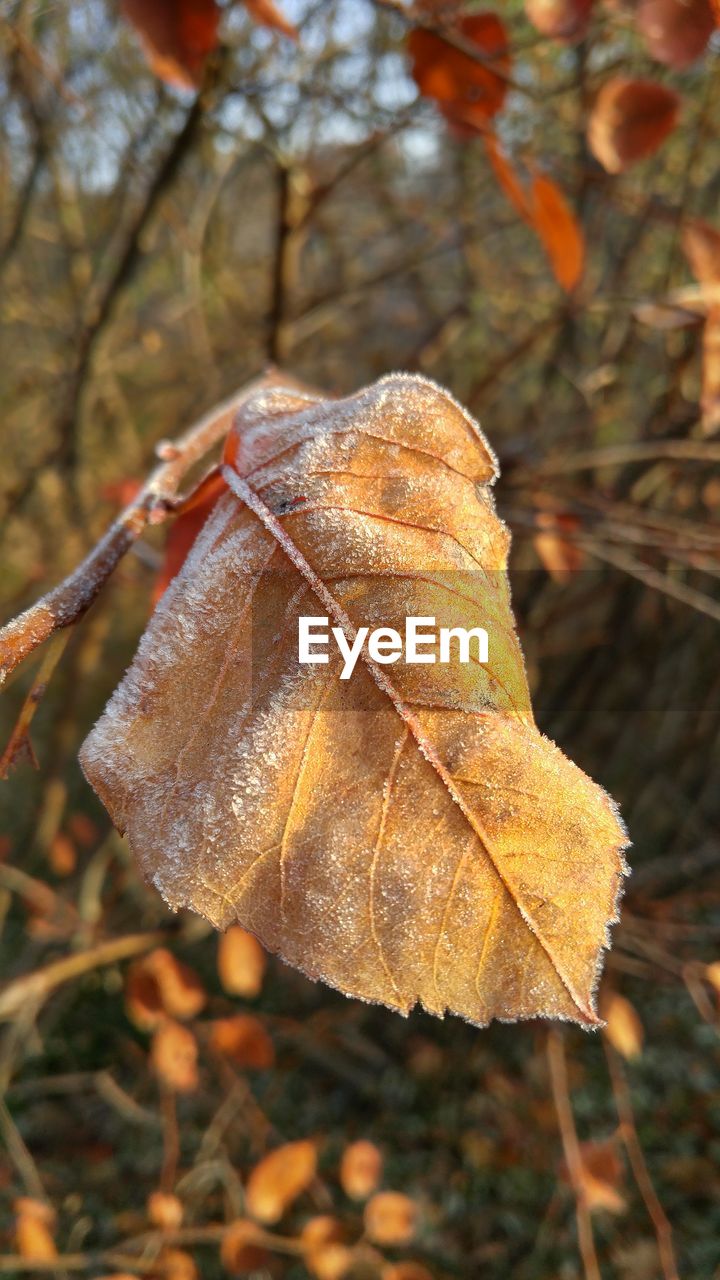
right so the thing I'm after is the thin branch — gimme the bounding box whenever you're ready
[546,1028,602,1280]
[605,1042,679,1280]
[0,930,168,1022]
[0,375,280,686]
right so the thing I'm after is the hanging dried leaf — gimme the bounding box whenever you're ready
[245,1140,318,1223]
[682,220,720,433]
[209,1013,275,1068]
[534,512,585,581]
[301,1218,351,1280]
[217,923,267,997]
[159,1248,198,1280]
[588,78,680,173]
[577,1139,626,1214]
[529,172,585,292]
[80,376,627,1030]
[151,1019,200,1092]
[484,140,584,292]
[126,947,206,1029]
[120,0,220,90]
[636,0,714,69]
[383,1265,435,1280]
[220,1219,270,1273]
[408,13,510,133]
[49,832,77,877]
[340,1140,383,1201]
[364,1191,417,1246]
[601,991,643,1059]
[14,1199,57,1262]
[525,0,593,41]
[148,1191,184,1229]
[682,219,720,285]
[244,0,298,40]
[483,134,532,221]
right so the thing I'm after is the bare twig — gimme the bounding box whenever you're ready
[0,930,168,1021]
[0,374,279,686]
[605,1042,679,1280]
[546,1028,602,1280]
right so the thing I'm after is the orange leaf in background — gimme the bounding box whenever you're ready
[14,1199,57,1262]
[588,77,680,173]
[221,1219,270,1273]
[159,1248,198,1280]
[408,13,510,133]
[636,0,714,69]
[601,991,644,1059]
[120,0,220,90]
[682,220,720,434]
[49,831,77,876]
[340,1140,383,1201]
[210,1013,275,1068]
[364,1191,417,1246]
[483,134,531,220]
[301,1218,351,1280]
[246,1140,317,1223]
[147,1190,184,1229]
[534,512,585,581]
[525,0,593,41]
[217,923,267,997]
[682,218,720,285]
[67,811,99,846]
[151,1019,200,1092]
[244,0,298,40]
[80,377,628,1031]
[484,139,584,291]
[529,172,585,292]
[576,1139,626,1214]
[126,948,206,1029]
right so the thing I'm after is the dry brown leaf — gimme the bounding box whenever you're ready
[245,1139,317,1223]
[49,831,77,876]
[682,220,720,433]
[588,77,680,173]
[217,923,267,997]
[408,13,510,133]
[340,1140,383,1201]
[244,0,298,40]
[68,811,100,846]
[525,0,593,40]
[80,376,628,1030]
[483,140,584,292]
[601,991,643,1059]
[120,0,220,90]
[209,1013,275,1068]
[383,1265,435,1280]
[126,947,206,1029]
[14,1199,57,1262]
[534,513,585,581]
[151,1019,200,1092]
[147,1190,184,1229]
[577,1138,626,1214]
[529,171,585,292]
[159,1248,198,1280]
[682,219,720,285]
[220,1218,270,1273]
[301,1220,353,1280]
[636,0,714,68]
[364,1191,417,1246]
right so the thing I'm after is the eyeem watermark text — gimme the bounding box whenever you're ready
[298,616,489,680]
